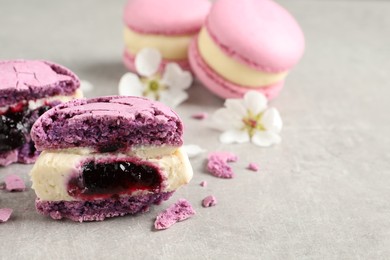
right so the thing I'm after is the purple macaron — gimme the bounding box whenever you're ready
[30,96,193,222]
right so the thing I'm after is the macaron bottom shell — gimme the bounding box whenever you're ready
[188,39,284,100]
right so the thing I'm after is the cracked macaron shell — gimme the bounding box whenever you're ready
[31,96,184,151]
[0,60,80,107]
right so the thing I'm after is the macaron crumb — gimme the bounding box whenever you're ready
[154,199,196,230]
[207,151,238,179]
[5,175,26,192]
[202,195,217,208]
[0,208,13,223]
[192,112,208,120]
[247,163,259,172]
[200,181,207,187]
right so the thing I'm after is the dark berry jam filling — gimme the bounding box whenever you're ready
[67,159,163,200]
[97,143,124,153]
[0,102,52,153]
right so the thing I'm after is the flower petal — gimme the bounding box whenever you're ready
[224,99,247,118]
[118,73,144,96]
[244,91,268,115]
[219,130,250,144]
[161,63,193,89]
[135,48,162,77]
[79,80,94,92]
[159,90,188,108]
[183,144,205,158]
[251,131,281,147]
[261,108,283,133]
[212,108,244,131]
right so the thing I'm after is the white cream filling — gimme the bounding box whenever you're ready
[124,27,193,60]
[30,146,193,201]
[198,28,288,87]
[0,89,83,113]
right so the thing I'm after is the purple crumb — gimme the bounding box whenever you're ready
[206,151,238,179]
[154,199,196,230]
[247,163,259,172]
[5,175,26,192]
[202,195,217,208]
[200,181,207,187]
[0,208,13,223]
[192,112,208,120]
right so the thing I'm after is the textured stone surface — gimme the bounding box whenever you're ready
[0,0,390,259]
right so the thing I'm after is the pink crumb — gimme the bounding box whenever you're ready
[200,181,207,187]
[202,195,217,208]
[191,112,208,120]
[5,175,26,192]
[206,151,238,179]
[0,208,13,223]
[154,199,196,230]
[247,163,259,172]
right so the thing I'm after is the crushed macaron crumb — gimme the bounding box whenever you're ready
[192,112,208,120]
[154,199,196,230]
[200,181,207,187]
[202,195,217,208]
[0,208,13,223]
[207,151,238,179]
[5,175,26,192]
[247,163,259,172]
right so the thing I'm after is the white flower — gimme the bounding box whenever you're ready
[80,80,94,92]
[183,144,206,158]
[118,48,193,108]
[212,91,283,147]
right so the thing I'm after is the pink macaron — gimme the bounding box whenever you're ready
[188,0,305,100]
[123,0,211,72]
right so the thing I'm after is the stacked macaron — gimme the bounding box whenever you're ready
[0,60,82,166]
[189,0,305,99]
[30,96,193,222]
[123,0,211,72]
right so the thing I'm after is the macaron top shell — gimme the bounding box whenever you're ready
[124,0,211,35]
[31,96,184,151]
[206,0,305,73]
[0,60,80,107]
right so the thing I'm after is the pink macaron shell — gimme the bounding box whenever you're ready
[206,0,305,73]
[123,49,192,74]
[124,0,211,35]
[0,60,74,91]
[189,39,283,100]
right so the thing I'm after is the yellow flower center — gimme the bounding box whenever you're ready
[149,80,159,92]
[141,74,167,101]
[242,111,265,137]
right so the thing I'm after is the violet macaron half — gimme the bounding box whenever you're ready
[30,96,193,222]
[123,0,211,72]
[189,0,305,99]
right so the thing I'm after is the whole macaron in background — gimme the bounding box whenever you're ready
[189,0,305,99]
[123,0,211,72]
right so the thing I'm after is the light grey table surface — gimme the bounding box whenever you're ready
[0,0,389,259]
